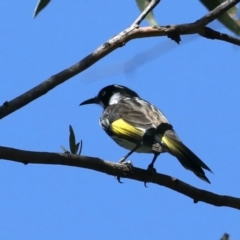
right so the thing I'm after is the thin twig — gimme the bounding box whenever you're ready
[132,0,160,26]
[195,0,240,27]
[200,27,240,46]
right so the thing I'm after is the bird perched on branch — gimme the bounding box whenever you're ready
[80,84,212,183]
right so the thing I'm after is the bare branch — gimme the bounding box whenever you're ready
[199,26,240,46]
[0,145,239,210]
[0,0,239,120]
[194,0,240,28]
[132,0,160,26]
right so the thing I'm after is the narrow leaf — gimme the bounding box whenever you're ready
[33,0,51,18]
[60,146,69,154]
[220,233,229,240]
[75,142,80,155]
[69,125,76,154]
[78,140,83,155]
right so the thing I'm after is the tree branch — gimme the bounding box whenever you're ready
[0,145,239,210]
[199,27,240,45]
[194,0,240,28]
[0,0,239,120]
[132,0,160,26]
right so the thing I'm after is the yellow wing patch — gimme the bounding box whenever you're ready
[111,118,143,140]
[162,135,181,154]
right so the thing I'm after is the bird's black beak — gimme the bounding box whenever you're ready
[79,97,99,106]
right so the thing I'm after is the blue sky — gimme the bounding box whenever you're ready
[0,1,239,239]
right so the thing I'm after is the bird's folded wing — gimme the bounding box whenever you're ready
[103,98,170,142]
[114,98,169,130]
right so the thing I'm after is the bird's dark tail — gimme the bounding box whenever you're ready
[159,133,212,183]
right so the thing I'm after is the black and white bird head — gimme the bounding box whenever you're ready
[80,84,139,108]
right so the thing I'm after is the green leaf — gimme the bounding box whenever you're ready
[33,0,51,18]
[220,233,229,240]
[69,125,77,154]
[60,146,69,154]
[75,142,80,154]
[135,0,159,26]
[200,0,240,35]
[78,140,83,155]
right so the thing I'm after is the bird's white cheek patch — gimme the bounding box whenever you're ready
[109,93,122,105]
[110,99,118,105]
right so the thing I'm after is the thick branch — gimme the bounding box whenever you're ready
[0,0,239,120]
[0,145,239,210]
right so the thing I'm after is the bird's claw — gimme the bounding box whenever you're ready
[116,160,133,184]
[116,176,124,184]
[123,160,133,170]
[118,159,133,171]
[144,164,157,187]
[147,164,157,173]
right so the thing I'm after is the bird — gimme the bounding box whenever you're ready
[80,84,212,183]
